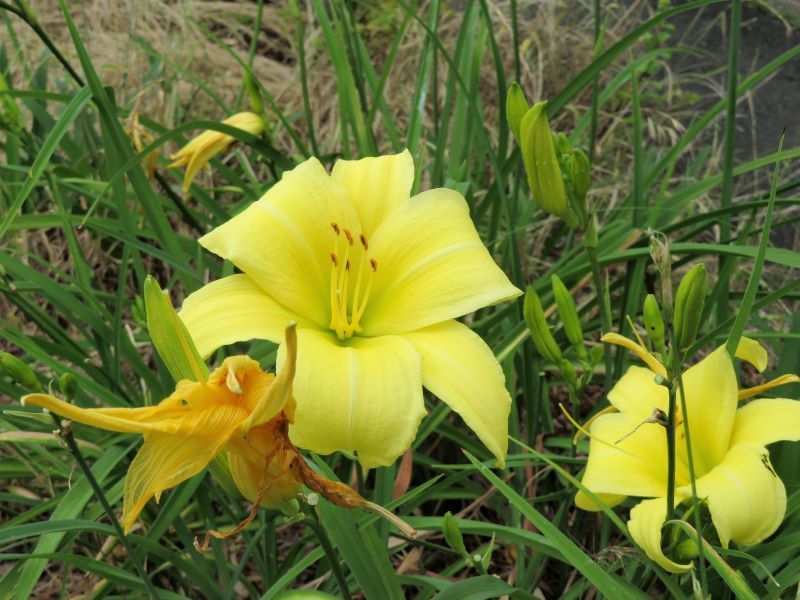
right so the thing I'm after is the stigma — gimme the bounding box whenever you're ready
[329,222,377,339]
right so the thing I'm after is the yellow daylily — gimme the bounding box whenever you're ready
[576,333,800,573]
[23,326,300,533]
[169,111,266,191]
[179,150,522,468]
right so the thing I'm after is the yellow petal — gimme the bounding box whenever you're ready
[331,150,414,238]
[400,320,511,466]
[628,497,692,573]
[730,398,800,447]
[179,274,299,358]
[574,491,626,511]
[198,158,357,327]
[738,374,800,400]
[678,346,738,474]
[240,324,298,430]
[22,393,166,434]
[361,188,522,335]
[281,328,426,468]
[182,134,231,191]
[576,412,675,507]
[735,337,768,372]
[122,430,230,532]
[600,333,666,378]
[607,365,668,419]
[682,444,786,547]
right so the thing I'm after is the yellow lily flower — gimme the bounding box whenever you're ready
[22,326,300,533]
[169,111,266,192]
[179,150,522,468]
[576,333,800,572]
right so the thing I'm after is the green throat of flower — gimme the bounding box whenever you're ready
[329,222,377,340]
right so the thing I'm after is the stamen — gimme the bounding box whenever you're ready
[343,229,354,245]
[370,259,378,272]
[328,227,377,340]
[330,253,338,267]
[331,222,340,235]
[359,234,368,250]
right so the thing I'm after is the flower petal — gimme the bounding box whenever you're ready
[628,497,692,573]
[400,320,511,466]
[280,328,426,468]
[331,150,414,238]
[361,188,522,335]
[198,158,357,327]
[601,333,666,378]
[607,365,668,419]
[576,412,674,507]
[730,399,800,448]
[681,444,786,547]
[678,346,738,475]
[122,431,229,532]
[180,274,299,358]
[735,337,768,373]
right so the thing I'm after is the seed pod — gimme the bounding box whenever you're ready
[643,294,665,349]
[505,82,529,143]
[0,352,41,391]
[551,274,586,359]
[524,287,562,364]
[519,101,580,228]
[59,373,78,400]
[673,264,707,352]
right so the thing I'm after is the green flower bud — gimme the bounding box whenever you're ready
[58,373,78,400]
[643,294,665,349]
[551,274,586,359]
[559,358,578,388]
[505,82,529,143]
[519,101,579,228]
[673,538,700,562]
[524,287,562,364]
[442,511,467,556]
[673,264,707,352]
[243,70,265,119]
[648,230,673,317]
[568,148,591,223]
[0,352,41,391]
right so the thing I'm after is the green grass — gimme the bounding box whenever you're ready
[1,1,800,598]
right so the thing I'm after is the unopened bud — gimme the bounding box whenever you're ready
[524,287,562,364]
[648,230,673,316]
[443,511,467,556]
[569,148,591,222]
[643,294,665,349]
[505,82,529,143]
[58,373,78,400]
[551,274,586,359]
[243,70,265,118]
[559,359,578,388]
[519,101,579,228]
[673,538,700,561]
[0,352,41,391]
[673,264,707,352]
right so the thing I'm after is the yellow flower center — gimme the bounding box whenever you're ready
[328,222,377,340]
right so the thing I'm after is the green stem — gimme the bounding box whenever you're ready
[50,415,158,599]
[665,381,676,520]
[303,505,353,600]
[584,236,613,388]
[674,366,708,594]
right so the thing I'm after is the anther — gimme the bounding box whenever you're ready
[331,223,340,235]
[343,229,354,245]
[370,258,378,272]
[330,253,338,266]
[345,260,350,271]
[359,234,368,250]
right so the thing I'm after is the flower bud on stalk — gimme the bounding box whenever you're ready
[524,287,562,364]
[673,264,707,352]
[643,294,666,350]
[0,352,41,391]
[505,82,529,144]
[551,274,587,359]
[59,373,78,401]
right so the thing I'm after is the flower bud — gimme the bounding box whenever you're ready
[642,294,665,349]
[648,230,673,317]
[551,274,586,359]
[505,82,529,143]
[673,538,700,562]
[0,352,41,391]
[243,70,265,118]
[58,373,78,400]
[568,148,591,222]
[524,287,562,364]
[673,264,707,352]
[519,101,579,228]
[443,511,468,556]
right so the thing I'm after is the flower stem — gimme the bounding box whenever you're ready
[584,237,613,389]
[665,382,677,520]
[50,415,158,599]
[303,504,353,600]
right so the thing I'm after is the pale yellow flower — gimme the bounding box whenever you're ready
[169,111,266,191]
[576,333,800,572]
[179,150,522,468]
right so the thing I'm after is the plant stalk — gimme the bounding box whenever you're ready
[303,504,353,600]
[584,236,613,389]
